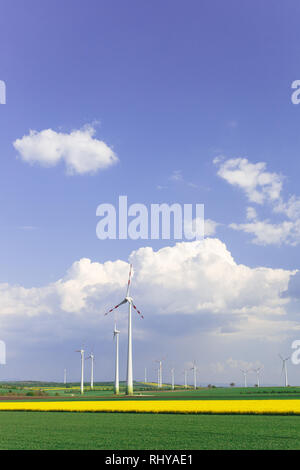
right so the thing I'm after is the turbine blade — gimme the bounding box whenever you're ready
[126,264,133,297]
[131,301,144,319]
[104,299,127,316]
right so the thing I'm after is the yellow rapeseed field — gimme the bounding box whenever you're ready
[0,400,300,414]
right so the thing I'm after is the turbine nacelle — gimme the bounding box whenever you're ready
[113,327,120,337]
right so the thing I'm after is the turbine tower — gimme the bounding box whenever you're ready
[155,360,164,388]
[144,367,147,384]
[253,367,263,387]
[171,368,175,390]
[184,369,188,389]
[240,369,248,388]
[190,361,197,390]
[86,352,94,390]
[113,322,120,395]
[105,264,143,395]
[64,368,67,385]
[76,348,85,394]
[279,355,290,387]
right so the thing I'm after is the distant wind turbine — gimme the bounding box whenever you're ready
[155,359,164,388]
[279,355,290,387]
[76,348,85,394]
[86,352,94,390]
[64,368,67,385]
[240,369,249,388]
[252,367,263,388]
[105,264,143,395]
[171,368,175,390]
[190,361,197,390]
[184,369,188,389]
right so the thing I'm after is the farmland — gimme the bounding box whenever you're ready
[0,411,300,450]
[0,383,300,449]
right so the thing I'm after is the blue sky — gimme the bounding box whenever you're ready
[1,0,300,385]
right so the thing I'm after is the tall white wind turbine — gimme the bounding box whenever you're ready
[240,369,248,388]
[279,355,290,387]
[190,361,197,390]
[86,352,94,390]
[171,368,175,391]
[76,348,85,394]
[157,367,160,388]
[113,322,120,395]
[184,369,188,389]
[253,367,263,387]
[105,264,143,395]
[64,368,67,385]
[155,359,164,388]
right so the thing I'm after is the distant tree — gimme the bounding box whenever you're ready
[230,382,235,387]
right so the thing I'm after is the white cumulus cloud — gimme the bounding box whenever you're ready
[13,124,118,175]
[230,219,300,246]
[0,240,297,345]
[214,157,283,204]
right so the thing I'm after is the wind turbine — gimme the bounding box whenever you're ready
[184,369,188,389]
[190,361,197,390]
[76,348,85,394]
[86,352,94,390]
[105,264,143,395]
[252,367,263,387]
[144,367,147,384]
[155,359,164,388]
[113,322,120,395]
[240,369,249,388]
[279,355,290,387]
[171,367,175,390]
[64,368,67,385]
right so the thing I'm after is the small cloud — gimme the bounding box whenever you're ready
[204,219,220,237]
[169,170,183,182]
[168,170,197,188]
[13,124,118,175]
[214,157,283,205]
[184,218,220,239]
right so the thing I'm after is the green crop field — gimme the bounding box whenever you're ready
[1,383,300,401]
[0,411,300,450]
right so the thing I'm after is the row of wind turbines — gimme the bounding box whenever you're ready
[240,355,291,388]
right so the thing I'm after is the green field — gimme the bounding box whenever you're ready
[1,382,300,401]
[0,411,300,450]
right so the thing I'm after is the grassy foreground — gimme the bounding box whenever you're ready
[0,411,300,450]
